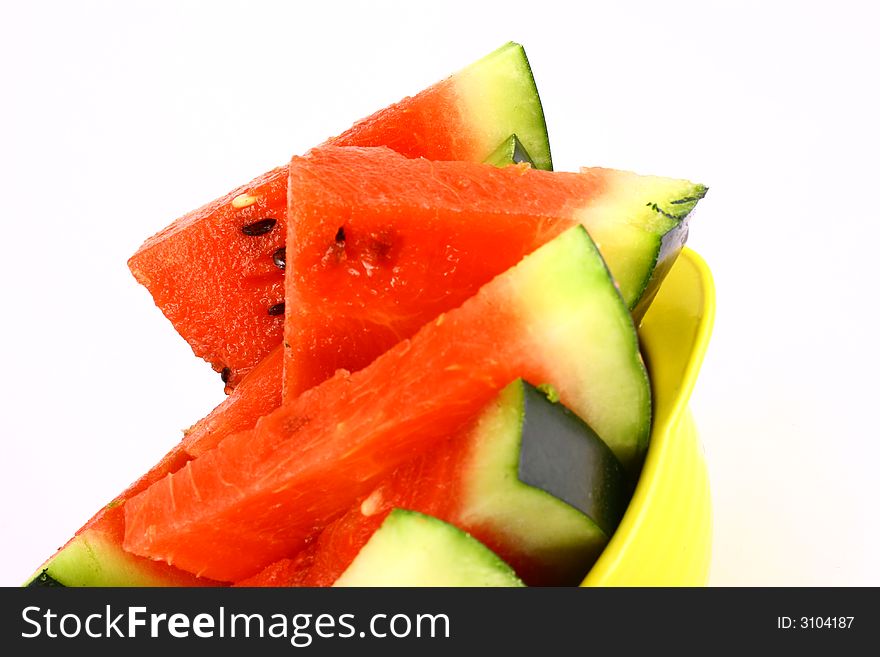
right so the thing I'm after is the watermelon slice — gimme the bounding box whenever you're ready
[283,145,705,398]
[123,226,651,582]
[128,42,551,389]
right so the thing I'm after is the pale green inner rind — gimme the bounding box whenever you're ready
[333,509,524,587]
[27,531,174,587]
[574,169,707,309]
[458,381,609,580]
[454,42,552,171]
[504,227,651,470]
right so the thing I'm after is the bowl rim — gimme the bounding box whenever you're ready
[653,247,715,424]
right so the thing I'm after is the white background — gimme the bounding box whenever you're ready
[2,0,878,587]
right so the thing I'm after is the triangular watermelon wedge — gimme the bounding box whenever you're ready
[283,145,705,399]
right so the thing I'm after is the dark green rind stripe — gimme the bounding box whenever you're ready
[518,381,627,537]
[647,184,709,222]
[632,185,708,323]
[26,569,65,587]
[504,42,553,172]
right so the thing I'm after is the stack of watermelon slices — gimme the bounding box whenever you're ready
[27,42,706,588]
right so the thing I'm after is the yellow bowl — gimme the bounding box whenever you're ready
[582,247,716,586]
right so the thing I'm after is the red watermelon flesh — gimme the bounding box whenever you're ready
[122,226,650,582]
[128,42,550,390]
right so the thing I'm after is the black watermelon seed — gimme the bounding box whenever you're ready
[272,246,286,270]
[268,302,285,316]
[220,367,231,384]
[241,218,277,236]
[335,226,346,243]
